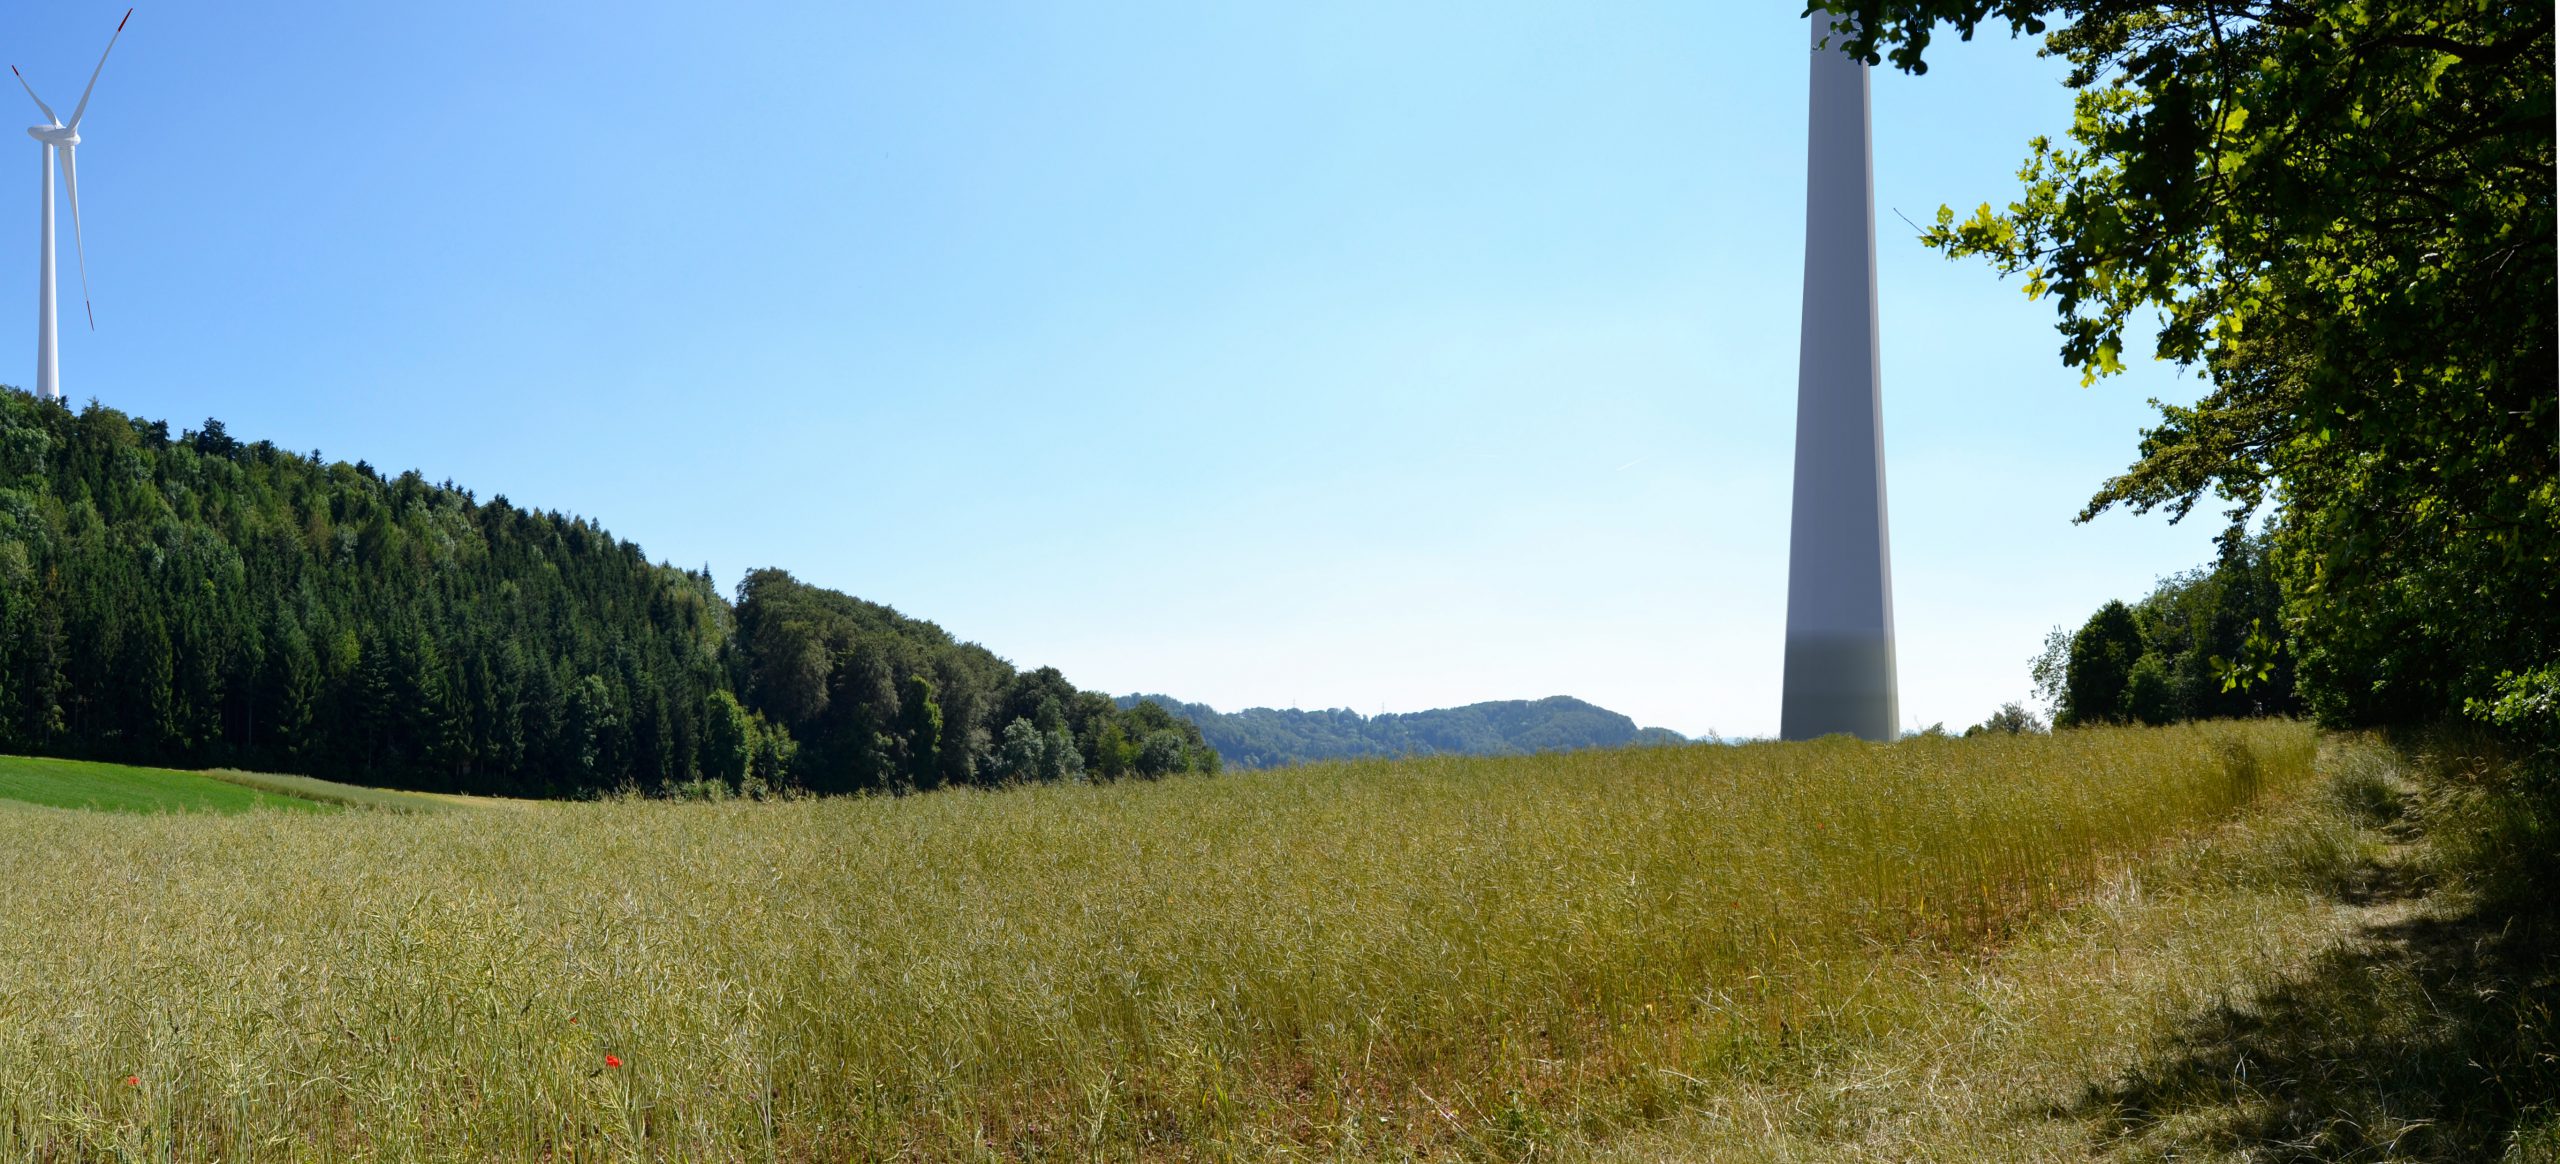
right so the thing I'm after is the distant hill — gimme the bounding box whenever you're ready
[1117,694,1688,769]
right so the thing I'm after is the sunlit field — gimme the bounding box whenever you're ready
[0,722,2313,1161]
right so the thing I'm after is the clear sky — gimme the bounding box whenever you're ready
[19,1,2226,738]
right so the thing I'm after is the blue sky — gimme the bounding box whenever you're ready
[21,1,2225,737]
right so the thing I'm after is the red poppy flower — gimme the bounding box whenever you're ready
[124,1075,138,1087]
[604,1054,623,1069]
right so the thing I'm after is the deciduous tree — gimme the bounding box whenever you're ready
[1814,0,2555,729]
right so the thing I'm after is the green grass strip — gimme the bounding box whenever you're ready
[0,754,332,814]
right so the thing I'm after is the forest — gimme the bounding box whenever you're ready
[0,390,1213,797]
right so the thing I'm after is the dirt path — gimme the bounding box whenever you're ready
[2069,768,2555,1162]
[1582,741,2558,1163]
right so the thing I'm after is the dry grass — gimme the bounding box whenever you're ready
[0,722,2313,1161]
[1587,733,2560,1163]
[1582,733,2377,1163]
[196,768,463,813]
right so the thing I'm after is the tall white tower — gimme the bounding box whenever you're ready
[1780,11,1898,741]
[34,140,56,400]
[16,9,130,403]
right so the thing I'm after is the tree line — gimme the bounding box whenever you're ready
[2033,537,2299,729]
[0,391,1213,797]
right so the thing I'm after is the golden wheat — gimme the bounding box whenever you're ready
[0,721,2312,1161]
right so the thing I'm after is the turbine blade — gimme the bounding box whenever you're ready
[11,66,58,125]
[61,144,92,330]
[65,9,131,130]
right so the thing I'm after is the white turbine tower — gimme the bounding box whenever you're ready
[1779,9,1899,742]
[15,9,130,403]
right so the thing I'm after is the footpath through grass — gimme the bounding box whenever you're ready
[1586,734,2559,1162]
[0,722,2317,1161]
[195,768,459,813]
[0,754,330,815]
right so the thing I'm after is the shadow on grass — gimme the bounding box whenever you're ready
[2058,804,2559,1161]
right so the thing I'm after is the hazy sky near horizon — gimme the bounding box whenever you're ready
[19,1,2228,737]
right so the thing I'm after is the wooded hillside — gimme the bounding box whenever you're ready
[0,392,1207,796]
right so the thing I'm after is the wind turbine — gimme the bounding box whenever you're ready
[1779,9,1899,741]
[15,9,131,403]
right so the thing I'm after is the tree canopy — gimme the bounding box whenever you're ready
[2042,537,2299,727]
[732,569,1217,792]
[0,392,1211,797]
[1813,0,2554,738]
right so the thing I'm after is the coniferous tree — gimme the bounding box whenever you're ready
[0,393,1215,797]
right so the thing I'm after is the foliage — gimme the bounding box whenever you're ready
[1809,14,2553,1142]
[2061,600,2144,726]
[2466,665,2560,784]
[2028,623,2071,711]
[1122,693,1687,769]
[0,723,2311,1159]
[698,690,754,788]
[732,569,1213,793]
[2053,537,2301,727]
[1965,700,2047,736]
[1812,0,2556,731]
[2123,652,2175,726]
[0,392,1200,799]
[0,392,733,796]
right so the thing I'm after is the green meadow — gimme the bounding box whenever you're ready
[0,754,330,815]
[0,722,2334,1161]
